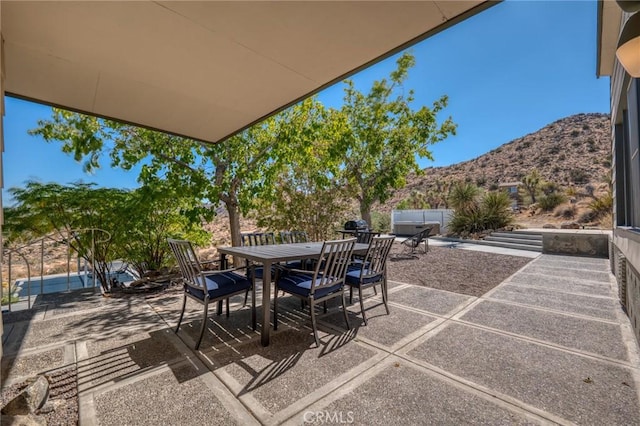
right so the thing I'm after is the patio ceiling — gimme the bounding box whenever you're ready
[2,1,492,144]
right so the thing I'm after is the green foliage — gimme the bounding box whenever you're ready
[396,190,430,210]
[541,181,560,196]
[589,191,613,218]
[253,125,351,241]
[481,191,513,230]
[538,193,566,211]
[521,169,540,204]
[448,185,513,235]
[370,211,391,233]
[448,182,480,213]
[4,181,207,291]
[338,51,456,225]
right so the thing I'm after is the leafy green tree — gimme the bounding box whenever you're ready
[254,104,350,240]
[118,185,210,277]
[5,182,208,292]
[7,182,129,292]
[30,99,331,248]
[338,52,456,225]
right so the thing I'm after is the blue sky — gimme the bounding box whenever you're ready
[2,1,609,203]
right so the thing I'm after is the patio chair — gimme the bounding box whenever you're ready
[279,230,312,270]
[241,231,278,303]
[168,238,255,350]
[273,238,356,346]
[398,226,433,258]
[279,230,309,244]
[345,236,395,325]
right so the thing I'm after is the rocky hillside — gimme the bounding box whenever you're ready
[384,113,611,210]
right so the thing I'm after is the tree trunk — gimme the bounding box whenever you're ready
[360,204,373,230]
[226,200,243,268]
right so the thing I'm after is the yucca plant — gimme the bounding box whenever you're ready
[481,191,513,230]
[449,182,480,213]
[448,184,513,235]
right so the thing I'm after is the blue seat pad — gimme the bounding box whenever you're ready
[186,271,251,301]
[248,265,276,280]
[277,273,342,298]
[345,269,383,287]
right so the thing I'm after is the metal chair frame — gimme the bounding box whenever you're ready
[168,238,256,350]
[399,227,433,258]
[273,238,356,346]
[347,236,395,325]
[279,230,309,244]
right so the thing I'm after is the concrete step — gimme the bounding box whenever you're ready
[490,232,542,241]
[484,236,543,246]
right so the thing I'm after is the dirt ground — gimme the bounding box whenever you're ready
[386,243,533,297]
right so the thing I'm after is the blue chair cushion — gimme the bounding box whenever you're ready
[186,272,251,301]
[345,269,383,287]
[283,260,311,270]
[277,273,342,298]
[247,265,276,280]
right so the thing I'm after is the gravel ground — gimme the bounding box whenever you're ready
[386,244,533,297]
[1,367,78,425]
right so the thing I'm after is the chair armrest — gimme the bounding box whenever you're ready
[201,265,247,275]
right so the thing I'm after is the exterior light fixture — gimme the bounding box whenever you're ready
[617,0,640,13]
[616,12,640,77]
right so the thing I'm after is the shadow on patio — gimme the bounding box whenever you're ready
[2,253,640,425]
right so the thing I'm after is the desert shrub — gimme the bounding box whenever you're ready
[488,183,499,191]
[578,209,597,223]
[481,191,513,230]
[538,193,566,211]
[541,181,560,195]
[548,145,560,155]
[589,191,613,218]
[571,130,580,137]
[569,168,589,184]
[585,184,595,197]
[476,176,487,187]
[566,186,577,197]
[449,187,513,235]
[449,182,480,213]
[554,204,577,219]
[558,154,566,161]
[370,211,391,233]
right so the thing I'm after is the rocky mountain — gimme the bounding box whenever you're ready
[384,113,611,210]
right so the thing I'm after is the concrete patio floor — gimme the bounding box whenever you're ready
[2,253,639,425]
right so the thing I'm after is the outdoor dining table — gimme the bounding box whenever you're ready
[217,241,370,346]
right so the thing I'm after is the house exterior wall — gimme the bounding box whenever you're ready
[1,0,5,359]
[607,9,640,343]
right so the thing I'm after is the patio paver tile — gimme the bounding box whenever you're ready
[461,300,628,360]
[300,361,541,425]
[93,364,238,426]
[489,283,620,321]
[388,285,474,316]
[506,273,614,297]
[408,323,640,425]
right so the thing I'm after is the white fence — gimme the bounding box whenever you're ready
[391,209,454,235]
